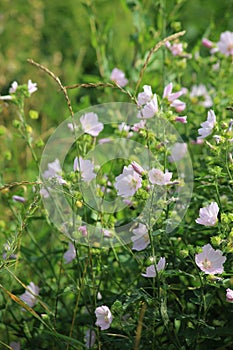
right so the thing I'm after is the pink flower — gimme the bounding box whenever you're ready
[195,244,226,274]
[27,80,37,95]
[163,82,184,102]
[10,342,20,350]
[131,161,145,176]
[175,116,187,124]
[20,282,39,308]
[110,68,128,87]
[190,84,213,108]
[80,112,103,137]
[165,41,183,56]
[9,81,18,94]
[198,109,216,139]
[217,31,233,56]
[79,225,88,236]
[63,242,76,264]
[131,119,146,132]
[163,83,186,112]
[195,202,219,226]
[73,156,96,182]
[137,85,153,106]
[114,164,142,198]
[131,223,150,251]
[202,38,214,49]
[168,143,187,162]
[142,257,166,278]
[85,329,96,348]
[137,85,158,118]
[226,288,233,302]
[95,305,113,330]
[170,99,186,112]
[12,195,26,203]
[139,95,158,118]
[148,168,172,185]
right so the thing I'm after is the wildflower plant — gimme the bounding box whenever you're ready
[0,2,233,350]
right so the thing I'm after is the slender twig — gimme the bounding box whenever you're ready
[27,59,74,117]
[64,82,115,89]
[0,180,41,192]
[135,30,186,93]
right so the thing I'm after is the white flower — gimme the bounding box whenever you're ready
[168,143,187,162]
[131,223,150,251]
[63,242,76,264]
[80,112,103,137]
[142,257,166,278]
[226,288,233,302]
[148,168,172,185]
[20,282,39,308]
[198,109,216,139]
[114,164,142,198]
[139,95,158,118]
[9,81,18,94]
[137,85,158,118]
[73,156,96,182]
[95,305,113,330]
[137,85,153,106]
[217,31,233,56]
[195,202,219,226]
[195,244,226,274]
[110,68,128,87]
[27,80,37,95]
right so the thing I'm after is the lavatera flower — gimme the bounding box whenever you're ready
[95,305,113,330]
[195,202,219,226]
[195,244,226,275]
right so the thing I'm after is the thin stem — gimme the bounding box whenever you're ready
[135,31,185,94]
[27,59,74,118]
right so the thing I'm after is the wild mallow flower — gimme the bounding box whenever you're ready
[190,84,213,108]
[114,164,142,198]
[195,202,219,226]
[73,156,96,182]
[110,68,128,87]
[27,80,38,95]
[85,329,96,348]
[195,244,226,274]
[63,242,76,264]
[198,109,216,139]
[137,85,158,118]
[142,257,166,278]
[226,288,233,302]
[95,305,113,330]
[20,282,39,308]
[80,112,103,137]
[148,168,172,185]
[131,223,150,251]
[168,142,187,162]
[43,158,67,185]
[9,81,18,94]
[217,31,233,57]
[163,82,186,112]
[165,41,183,56]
